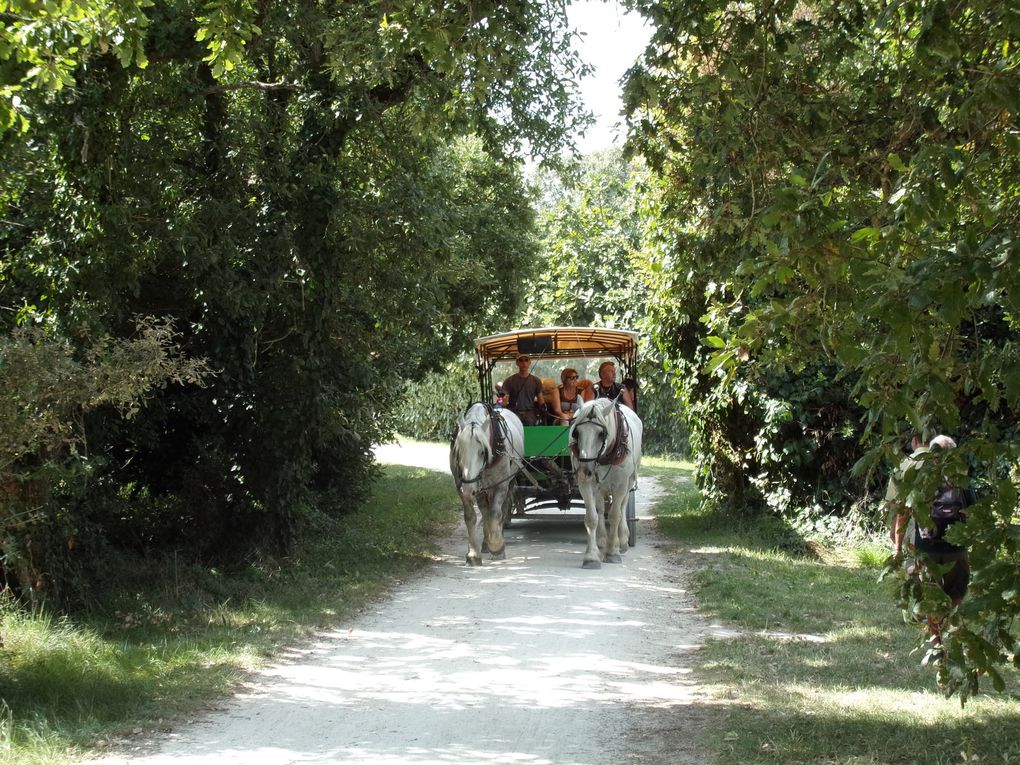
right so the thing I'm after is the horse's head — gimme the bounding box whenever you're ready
[569,398,616,479]
[453,413,491,497]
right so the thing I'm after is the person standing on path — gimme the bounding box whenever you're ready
[886,433,971,648]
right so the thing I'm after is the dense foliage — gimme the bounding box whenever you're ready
[0,1,586,602]
[391,355,478,442]
[525,150,687,455]
[0,319,210,604]
[395,150,689,456]
[625,0,1019,698]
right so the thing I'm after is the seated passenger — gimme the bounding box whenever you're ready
[501,354,545,425]
[594,361,634,409]
[549,367,592,423]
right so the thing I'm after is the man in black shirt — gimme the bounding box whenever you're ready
[594,361,634,409]
[502,354,545,425]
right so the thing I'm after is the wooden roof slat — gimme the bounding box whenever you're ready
[474,326,638,364]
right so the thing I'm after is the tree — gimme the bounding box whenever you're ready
[1,2,589,597]
[526,149,688,455]
[0,319,210,603]
[527,150,645,326]
[0,0,152,133]
[625,0,1020,699]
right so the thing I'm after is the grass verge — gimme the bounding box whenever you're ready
[649,457,1020,765]
[0,465,456,765]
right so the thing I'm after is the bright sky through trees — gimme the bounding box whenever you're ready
[567,0,651,153]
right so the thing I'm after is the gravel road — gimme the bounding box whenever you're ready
[86,441,708,765]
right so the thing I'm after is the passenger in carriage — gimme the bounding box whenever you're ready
[501,353,546,426]
[549,367,593,424]
[594,361,634,409]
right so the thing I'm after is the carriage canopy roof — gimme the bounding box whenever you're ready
[474,327,639,366]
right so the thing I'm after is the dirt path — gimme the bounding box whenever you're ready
[87,441,709,765]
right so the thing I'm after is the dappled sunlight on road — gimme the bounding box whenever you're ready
[85,473,708,765]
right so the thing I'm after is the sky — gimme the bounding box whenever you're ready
[565,0,653,154]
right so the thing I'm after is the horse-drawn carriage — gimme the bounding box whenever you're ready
[468,327,641,558]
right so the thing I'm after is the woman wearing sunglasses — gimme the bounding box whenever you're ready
[549,367,593,424]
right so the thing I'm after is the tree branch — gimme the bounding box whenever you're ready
[203,81,300,95]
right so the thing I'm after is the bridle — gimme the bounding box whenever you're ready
[454,404,509,487]
[572,405,609,468]
[457,421,493,485]
[571,401,628,471]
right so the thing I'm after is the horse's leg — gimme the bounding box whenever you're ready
[616,491,630,554]
[579,478,602,569]
[605,483,627,564]
[483,484,507,561]
[618,465,638,553]
[480,491,490,553]
[461,492,484,566]
[596,487,610,558]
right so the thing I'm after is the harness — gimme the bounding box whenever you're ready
[570,403,629,475]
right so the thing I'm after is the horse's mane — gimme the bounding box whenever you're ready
[578,397,616,425]
[463,401,491,424]
[454,405,491,464]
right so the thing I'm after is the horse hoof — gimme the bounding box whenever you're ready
[490,548,506,561]
[582,560,602,570]
[606,553,622,564]
[466,556,483,567]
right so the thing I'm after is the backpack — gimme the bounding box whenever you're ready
[919,482,968,542]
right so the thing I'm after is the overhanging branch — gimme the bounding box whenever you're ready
[203,81,300,95]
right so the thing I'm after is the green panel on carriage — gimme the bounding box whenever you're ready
[524,425,571,457]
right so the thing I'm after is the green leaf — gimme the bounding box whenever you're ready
[887,153,908,172]
[850,227,880,243]
[1003,366,1020,406]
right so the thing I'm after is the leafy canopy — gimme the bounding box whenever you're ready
[626,0,1020,700]
[1,1,588,598]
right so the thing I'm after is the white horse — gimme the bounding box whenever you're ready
[450,403,524,566]
[569,397,642,569]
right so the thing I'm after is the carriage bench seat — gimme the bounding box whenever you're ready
[523,425,571,458]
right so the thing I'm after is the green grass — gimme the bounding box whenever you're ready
[649,459,1020,765]
[641,453,697,476]
[0,466,457,765]
[6,457,1019,765]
